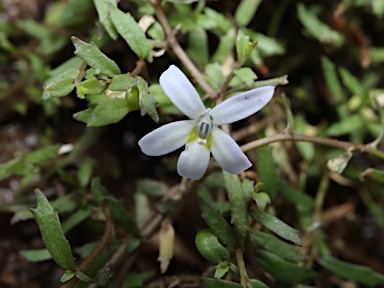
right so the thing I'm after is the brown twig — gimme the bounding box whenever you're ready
[241,132,384,160]
[150,0,216,98]
[61,207,114,288]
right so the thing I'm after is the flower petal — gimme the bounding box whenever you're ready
[210,86,275,125]
[138,120,195,156]
[177,141,210,180]
[159,65,206,119]
[211,127,251,174]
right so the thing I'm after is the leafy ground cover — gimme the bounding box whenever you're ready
[1,0,384,287]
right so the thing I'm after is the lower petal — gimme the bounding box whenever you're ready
[211,127,252,174]
[138,120,195,156]
[177,141,210,180]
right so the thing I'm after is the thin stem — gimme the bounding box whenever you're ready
[235,248,248,288]
[241,132,384,160]
[151,0,216,98]
[61,207,114,288]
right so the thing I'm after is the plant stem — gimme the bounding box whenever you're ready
[235,248,248,287]
[241,132,384,160]
[151,0,216,98]
[61,207,114,288]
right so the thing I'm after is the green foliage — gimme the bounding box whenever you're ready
[31,189,76,271]
[72,36,121,77]
[109,5,151,61]
[2,0,384,287]
[319,256,384,287]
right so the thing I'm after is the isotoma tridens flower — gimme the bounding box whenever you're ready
[138,65,275,180]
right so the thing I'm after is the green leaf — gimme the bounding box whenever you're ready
[252,231,306,263]
[256,250,316,283]
[223,171,248,246]
[372,0,384,17]
[248,30,285,57]
[73,98,129,126]
[71,36,121,77]
[326,114,363,136]
[60,270,75,283]
[319,256,384,287]
[255,145,277,199]
[232,67,257,88]
[20,248,52,262]
[105,196,138,234]
[198,196,238,250]
[247,279,269,288]
[339,66,365,98]
[137,76,159,122]
[234,0,262,27]
[77,78,108,98]
[24,144,61,165]
[241,178,254,200]
[297,3,344,47]
[321,57,345,104]
[252,192,271,212]
[75,271,93,283]
[236,30,257,66]
[294,115,315,161]
[78,157,96,187]
[215,262,230,279]
[205,63,225,91]
[360,168,384,183]
[62,208,92,234]
[149,84,182,115]
[203,278,243,288]
[196,7,231,35]
[251,210,302,246]
[93,0,118,40]
[44,77,75,97]
[370,47,384,64]
[186,27,209,67]
[109,73,139,91]
[195,229,230,264]
[212,29,236,63]
[109,5,151,61]
[31,189,75,271]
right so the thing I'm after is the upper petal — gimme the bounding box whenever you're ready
[138,120,195,156]
[210,86,275,125]
[160,65,206,119]
[177,141,210,180]
[210,126,251,174]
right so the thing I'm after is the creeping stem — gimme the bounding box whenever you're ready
[241,132,384,160]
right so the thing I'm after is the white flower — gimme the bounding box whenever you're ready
[138,65,275,180]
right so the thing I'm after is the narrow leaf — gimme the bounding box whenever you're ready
[73,98,129,127]
[223,171,248,246]
[234,0,262,27]
[252,231,306,263]
[198,197,238,250]
[20,248,52,262]
[109,5,151,60]
[105,196,138,234]
[251,210,302,246]
[31,189,75,270]
[319,256,384,287]
[93,0,118,39]
[255,145,277,199]
[44,77,75,97]
[256,250,315,283]
[71,36,121,77]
